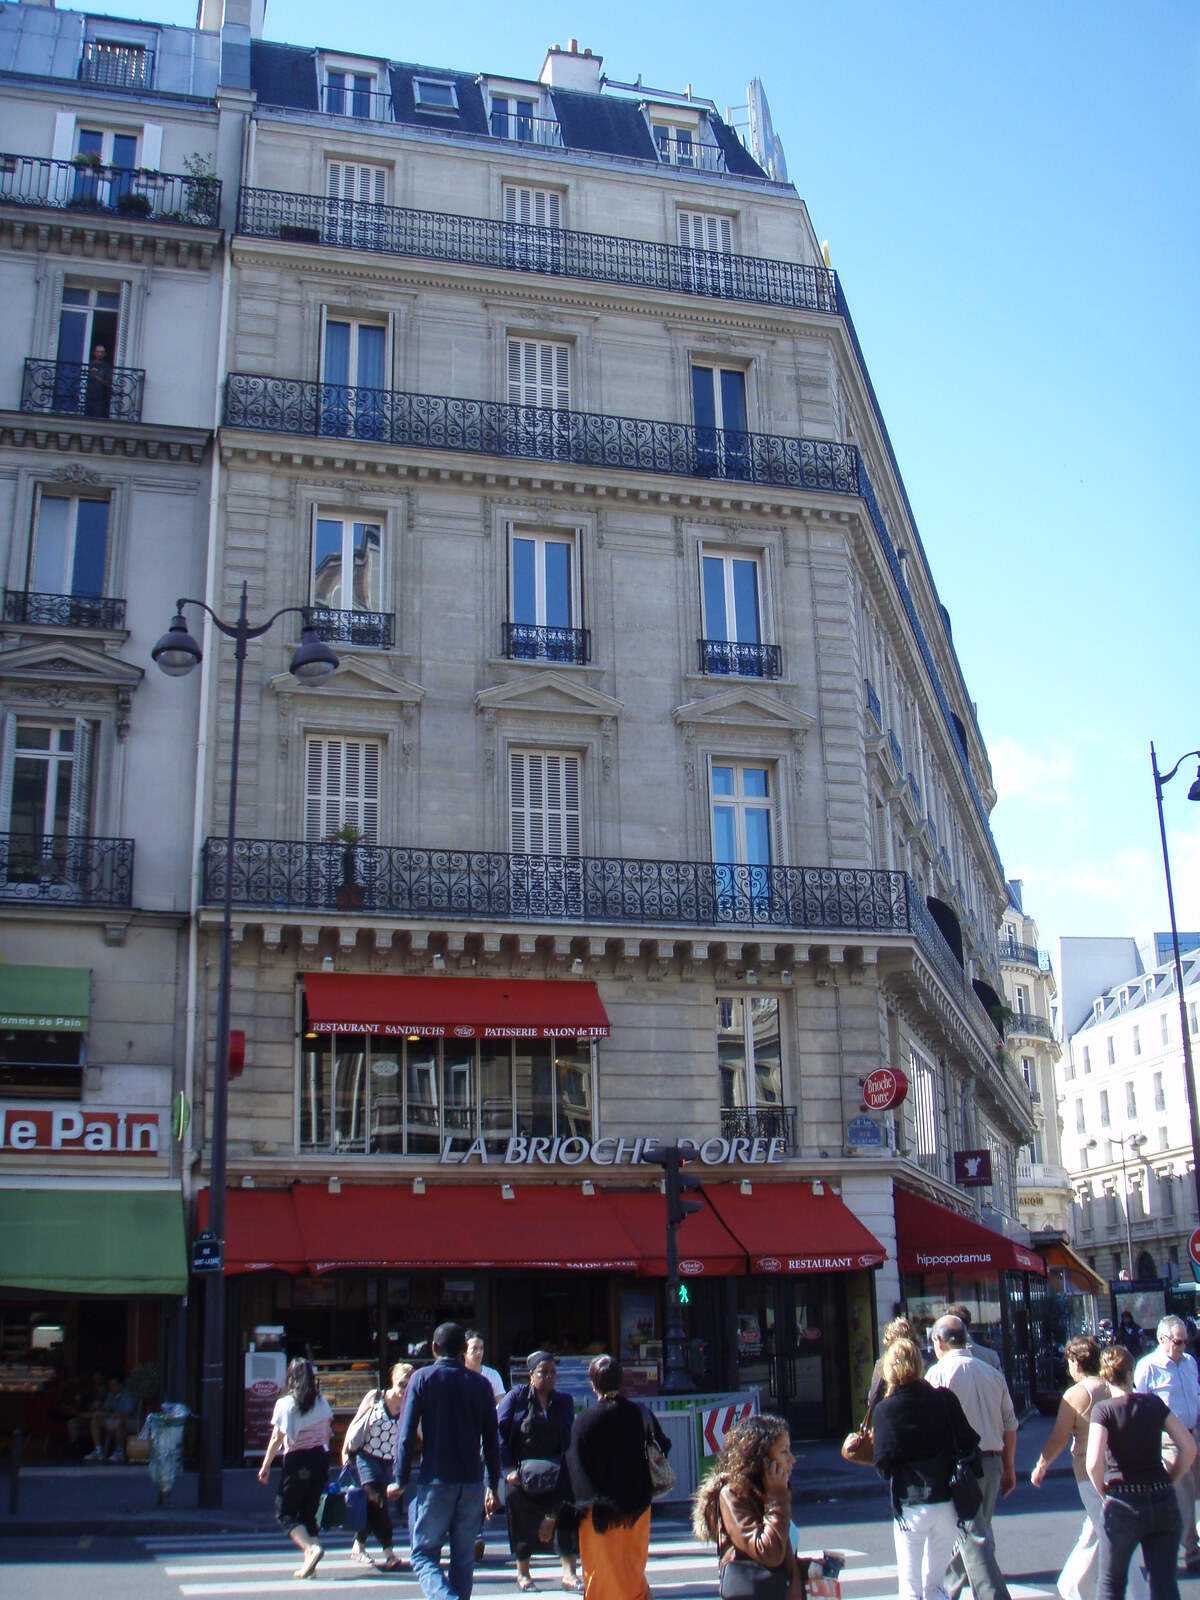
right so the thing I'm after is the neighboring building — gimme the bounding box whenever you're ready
[0,0,1039,1446]
[1003,883,1070,1235]
[1057,935,1143,1039]
[0,1,229,1398]
[1063,945,1200,1323]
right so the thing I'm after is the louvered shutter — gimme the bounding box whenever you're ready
[305,738,325,840]
[52,112,76,164]
[506,339,523,407]
[114,281,131,371]
[509,749,527,853]
[510,751,580,858]
[507,339,569,411]
[503,184,560,230]
[341,739,379,842]
[326,161,386,202]
[306,736,380,843]
[67,716,92,838]
[678,210,732,254]
[0,712,15,830]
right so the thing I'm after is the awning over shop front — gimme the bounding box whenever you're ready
[605,1189,748,1277]
[705,1182,888,1273]
[1039,1238,1107,1295]
[198,1188,308,1275]
[302,975,610,1039]
[894,1187,1047,1277]
[0,965,90,1032]
[0,1184,186,1295]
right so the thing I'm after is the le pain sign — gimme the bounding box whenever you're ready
[0,1105,161,1155]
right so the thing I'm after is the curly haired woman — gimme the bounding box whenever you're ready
[692,1414,802,1600]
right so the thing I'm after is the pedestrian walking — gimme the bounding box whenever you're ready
[926,1314,1018,1600]
[465,1330,506,1561]
[1133,1316,1200,1572]
[865,1317,919,1415]
[692,1412,803,1600]
[565,1355,670,1600]
[1087,1344,1197,1600]
[342,1361,412,1571]
[498,1351,579,1591]
[872,1336,980,1600]
[1031,1335,1149,1600]
[943,1303,1003,1372]
[257,1358,334,1580]
[395,1322,500,1600]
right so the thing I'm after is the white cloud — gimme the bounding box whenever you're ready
[986,732,1078,812]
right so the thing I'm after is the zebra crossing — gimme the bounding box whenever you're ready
[139,1524,1059,1600]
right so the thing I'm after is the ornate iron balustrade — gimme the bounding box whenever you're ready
[3,589,126,630]
[887,729,904,773]
[697,639,782,679]
[236,188,839,316]
[78,40,153,89]
[224,373,860,493]
[999,940,1052,972]
[720,1104,797,1153]
[1009,1012,1055,1041]
[908,891,1001,1047]
[502,623,591,665]
[0,155,220,226]
[489,110,564,147]
[864,677,882,728]
[22,357,144,423]
[309,607,395,648]
[203,839,911,934]
[907,773,922,812]
[320,84,395,119]
[0,833,134,907]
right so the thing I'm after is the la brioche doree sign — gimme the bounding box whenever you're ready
[0,1105,161,1156]
[861,1065,909,1113]
[440,1132,787,1166]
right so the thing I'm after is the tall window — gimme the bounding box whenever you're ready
[28,493,110,600]
[653,123,694,166]
[72,127,139,208]
[502,186,563,271]
[700,549,770,676]
[311,514,382,615]
[1082,1045,1091,1074]
[508,529,578,650]
[716,996,782,1117]
[1126,1081,1137,1118]
[304,736,380,843]
[1021,1056,1036,1097]
[1107,1036,1115,1065]
[492,97,536,141]
[1100,1089,1110,1127]
[320,316,387,439]
[1015,985,1029,1016]
[1133,1025,1141,1057]
[1075,1100,1086,1134]
[55,285,123,416]
[0,717,93,884]
[678,210,733,255]
[1162,1013,1170,1046]
[507,338,569,411]
[324,161,387,248]
[1154,1072,1165,1111]
[910,1049,939,1175]
[692,364,748,477]
[509,750,580,857]
[711,762,772,915]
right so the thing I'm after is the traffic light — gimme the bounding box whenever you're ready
[648,1144,703,1227]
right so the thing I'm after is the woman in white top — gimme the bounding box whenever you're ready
[258,1358,334,1580]
[343,1362,412,1571]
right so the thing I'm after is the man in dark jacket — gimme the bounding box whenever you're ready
[396,1322,500,1600]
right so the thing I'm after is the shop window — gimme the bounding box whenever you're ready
[298,1030,594,1155]
[0,1029,83,1100]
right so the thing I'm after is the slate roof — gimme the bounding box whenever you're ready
[388,63,490,134]
[549,87,658,161]
[250,40,318,111]
[709,112,766,179]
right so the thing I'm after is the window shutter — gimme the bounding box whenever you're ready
[114,281,131,370]
[506,338,524,407]
[509,749,527,853]
[719,216,733,254]
[67,716,92,839]
[504,184,520,225]
[140,123,163,171]
[527,753,545,855]
[544,190,560,229]
[305,737,325,841]
[52,112,76,164]
[679,209,731,255]
[361,741,379,842]
[0,711,15,828]
[504,185,560,230]
[326,161,343,200]
[511,751,580,858]
[553,343,569,412]
[562,754,581,856]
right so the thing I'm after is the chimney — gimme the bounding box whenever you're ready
[539,40,602,94]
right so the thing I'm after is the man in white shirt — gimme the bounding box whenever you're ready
[465,1331,506,1563]
[927,1315,1018,1600]
[944,1301,1003,1372]
[1134,1314,1200,1570]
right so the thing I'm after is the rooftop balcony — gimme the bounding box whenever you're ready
[320,83,395,120]
[1009,1012,1055,1041]
[78,40,153,90]
[1000,940,1053,973]
[489,109,564,148]
[0,155,221,227]
[236,188,838,316]
[21,356,144,424]
[1017,1160,1071,1189]
[0,833,134,908]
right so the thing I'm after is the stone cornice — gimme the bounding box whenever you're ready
[0,209,220,272]
[0,414,211,464]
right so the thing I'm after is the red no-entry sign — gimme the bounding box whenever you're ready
[1188,1227,1200,1269]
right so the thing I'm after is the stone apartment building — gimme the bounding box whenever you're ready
[0,0,1039,1447]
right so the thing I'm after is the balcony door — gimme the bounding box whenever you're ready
[509,529,578,660]
[700,549,764,675]
[320,315,388,440]
[0,715,92,890]
[692,363,748,479]
[55,286,123,416]
[72,127,138,206]
[711,760,772,918]
[325,160,387,249]
[507,338,570,459]
[28,492,111,603]
[509,749,582,918]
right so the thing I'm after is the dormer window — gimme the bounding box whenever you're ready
[650,115,725,174]
[413,77,458,113]
[323,62,384,119]
[79,39,152,91]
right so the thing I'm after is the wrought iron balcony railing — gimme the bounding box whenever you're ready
[22,357,144,424]
[654,136,726,173]
[320,84,395,119]
[926,815,939,851]
[3,589,126,630]
[489,110,564,147]
[720,1104,797,1153]
[0,833,134,907]
[698,639,782,679]
[908,891,1003,1050]
[309,607,395,648]
[907,773,922,812]
[888,730,904,773]
[1009,1012,1055,1041]
[223,374,860,493]
[236,188,839,316]
[502,623,591,665]
[864,677,882,729]
[0,155,220,227]
[999,940,1052,972]
[78,40,153,90]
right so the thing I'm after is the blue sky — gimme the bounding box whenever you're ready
[87,0,1200,950]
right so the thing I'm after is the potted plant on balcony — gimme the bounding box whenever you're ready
[331,822,366,911]
[181,151,218,226]
[117,190,153,216]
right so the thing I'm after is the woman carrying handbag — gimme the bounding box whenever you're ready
[341,1362,412,1572]
[692,1414,803,1600]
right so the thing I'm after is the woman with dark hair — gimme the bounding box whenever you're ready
[692,1413,802,1600]
[342,1361,412,1572]
[564,1356,670,1600]
[870,1337,979,1600]
[258,1358,334,1579]
[1031,1337,1147,1600]
[1086,1344,1196,1600]
[497,1351,579,1592]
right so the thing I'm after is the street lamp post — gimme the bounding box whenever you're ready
[153,583,338,1509]
[1150,744,1200,1226]
[1119,1132,1147,1278]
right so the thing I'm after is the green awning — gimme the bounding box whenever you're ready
[0,966,90,1032]
[0,1186,187,1295]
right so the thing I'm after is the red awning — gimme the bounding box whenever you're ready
[302,974,610,1039]
[605,1189,748,1278]
[894,1187,1046,1277]
[291,1182,640,1273]
[197,1188,307,1275]
[704,1182,887,1274]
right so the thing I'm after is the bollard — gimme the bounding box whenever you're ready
[8,1428,21,1516]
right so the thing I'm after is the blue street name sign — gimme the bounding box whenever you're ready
[192,1231,223,1273]
[846,1115,884,1148]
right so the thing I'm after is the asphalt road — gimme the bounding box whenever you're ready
[3,1470,1185,1600]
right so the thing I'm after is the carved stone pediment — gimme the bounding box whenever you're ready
[0,638,143,692]
[475,671,622,722]
[269,658,425,706]
[672,686,814,734]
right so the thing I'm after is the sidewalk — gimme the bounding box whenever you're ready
[0,1413,1064,1539]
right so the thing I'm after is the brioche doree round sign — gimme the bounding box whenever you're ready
[862,1066,909,1112]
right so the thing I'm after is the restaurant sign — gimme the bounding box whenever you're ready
[439,1133,787,1166]
[0,1105,160,1155]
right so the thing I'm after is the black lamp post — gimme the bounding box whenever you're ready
[153,583,338,1509]
[1150,743,1200,1227]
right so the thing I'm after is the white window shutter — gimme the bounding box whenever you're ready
[562,754,581,856]
[545,190,560,229]
[342,739,362,832]
[361,742,379,842]
[67,716,92,838]
[115,281,131,370]
[0,712,15,828]
[326,161,343,200]
[509,749,527,853]
[52,112,76,163]
[370,167,386,206]
[140,123,163,171]
[719,216,733,254]
[527,754,545,855]
[305,738,325,840]
[324,738,342,833]
[504,184,519,225]
[538,342,553,409]
[553,344,569,411]
[507,339,523,406]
